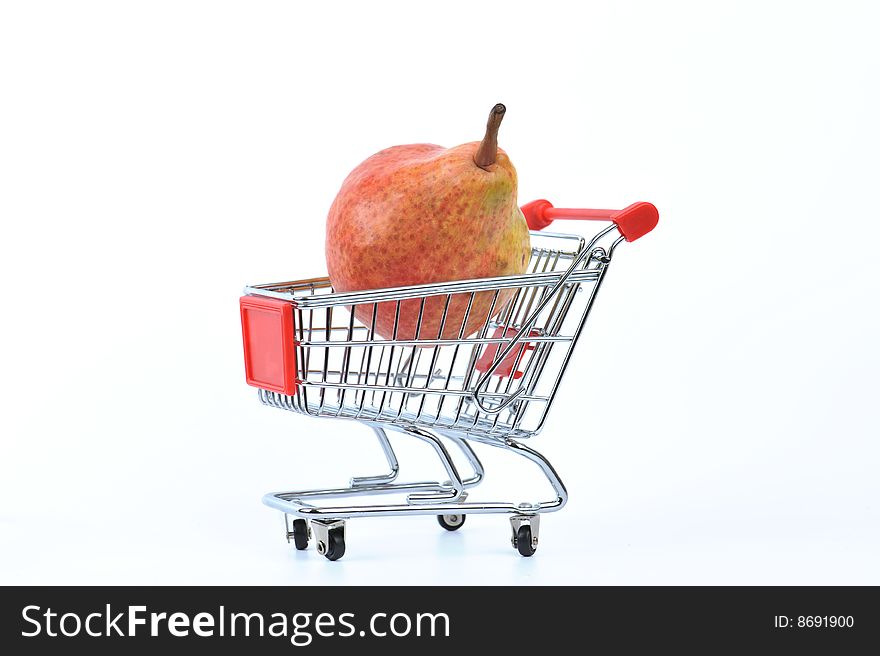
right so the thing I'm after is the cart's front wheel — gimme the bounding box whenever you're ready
[437,514,466,531]
[291,518,309,550]
[515,524,537,557]
[322,528,346,561]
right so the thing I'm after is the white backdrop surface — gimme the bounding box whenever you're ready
[1,1,878,585]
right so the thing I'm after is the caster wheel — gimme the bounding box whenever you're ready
[320,528,346,561]
[515,524,537,557]
[291,519,309,550]
[437,514,466,531]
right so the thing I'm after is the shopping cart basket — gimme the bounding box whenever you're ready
[240,199,658,559]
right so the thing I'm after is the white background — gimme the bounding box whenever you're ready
[1,1,878,585]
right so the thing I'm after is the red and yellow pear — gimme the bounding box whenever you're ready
[326,104,531,340]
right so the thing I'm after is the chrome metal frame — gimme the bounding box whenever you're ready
[263,424,567,519]
[246,227,626,555]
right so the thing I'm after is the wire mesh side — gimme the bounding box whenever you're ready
[254,233,615,439]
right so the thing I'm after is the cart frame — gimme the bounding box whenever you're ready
[240,200,658,558]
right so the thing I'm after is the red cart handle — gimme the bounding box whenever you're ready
[521,199,659,242]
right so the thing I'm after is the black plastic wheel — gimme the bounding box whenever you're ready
[291,519,309,550]
[323,528,346,561]
[516,524,536,557]
[437,514,466,531]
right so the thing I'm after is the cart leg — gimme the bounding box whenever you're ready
[446,434,485,487]
[350,426,400,487]
[401,426,466,503]
[502,437,568,512]
[349,425,484,490]
[500,439,561,556]
[433,434,484,529]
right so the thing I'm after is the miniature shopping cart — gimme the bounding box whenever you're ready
[240,199,658,560]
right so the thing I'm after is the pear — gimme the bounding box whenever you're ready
[326,104,531,341]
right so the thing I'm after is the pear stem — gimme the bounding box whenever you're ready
[474,103,506,170]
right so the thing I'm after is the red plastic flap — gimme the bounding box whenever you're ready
[240,295,298,395]
[475,327,539,379]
